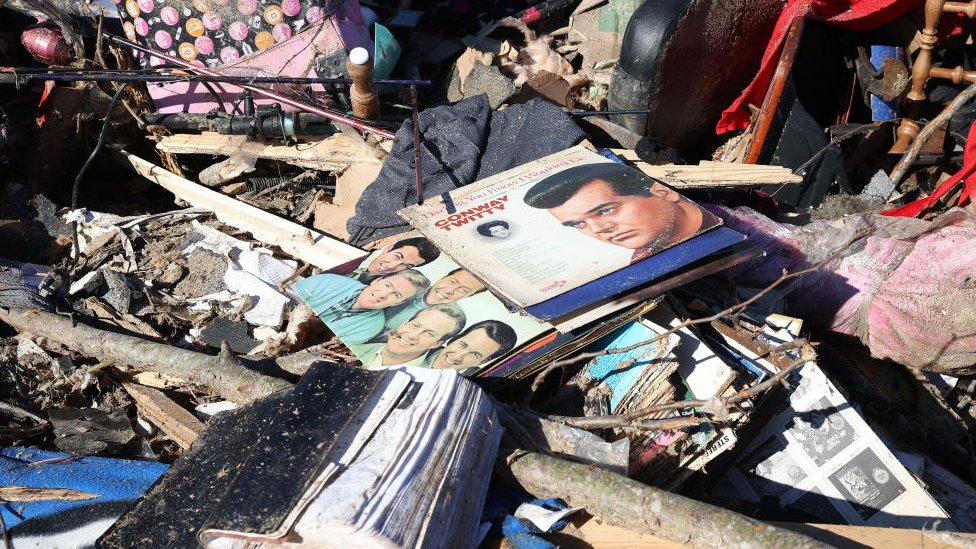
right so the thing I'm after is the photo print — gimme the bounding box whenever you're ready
[828,448,906,522]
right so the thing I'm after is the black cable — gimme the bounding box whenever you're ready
[199,80,229,114]
[70,82,130,264]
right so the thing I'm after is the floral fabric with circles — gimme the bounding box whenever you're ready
[115,0,327,68]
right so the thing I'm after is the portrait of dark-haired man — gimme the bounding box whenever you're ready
[524,163,720,262]
[341,236,442,283]
[422,320,517,375]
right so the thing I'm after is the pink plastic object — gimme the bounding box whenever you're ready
[21,24,73,65]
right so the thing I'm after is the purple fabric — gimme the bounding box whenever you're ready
[708,205,976,374]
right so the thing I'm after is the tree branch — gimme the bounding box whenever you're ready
[500,450,834,549]
[0,308,291,403]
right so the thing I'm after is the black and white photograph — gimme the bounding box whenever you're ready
[829,448,906,522]
[738,435,805,498]
[786,398,855,467]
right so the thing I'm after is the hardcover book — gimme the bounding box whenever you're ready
[99,364,500,548]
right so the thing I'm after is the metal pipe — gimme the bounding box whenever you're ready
[0,68,431,87]
[568,109,651,117]
[411,84,423,205]
[104,34,396,139]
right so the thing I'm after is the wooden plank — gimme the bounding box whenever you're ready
[117,150,366,271]
[609,149,801,188]
[775,523,975,549]
[156,132,382,172]
[123,381,204,449]
[573,516,973,549]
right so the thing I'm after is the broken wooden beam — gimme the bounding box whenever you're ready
[116,150,365,271]
[610,150,802,189]
[122,381,205,449]
[155,132,382,172]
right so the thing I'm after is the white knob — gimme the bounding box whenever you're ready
[349,47,370,66]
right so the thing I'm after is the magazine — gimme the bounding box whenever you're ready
[398,146,722,308]
[291,233,552,376]
[713,353,951,529]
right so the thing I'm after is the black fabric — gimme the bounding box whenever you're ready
[346,95,585,246]
[634,136,685,164]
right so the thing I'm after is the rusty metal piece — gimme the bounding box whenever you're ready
[880,58,911,101]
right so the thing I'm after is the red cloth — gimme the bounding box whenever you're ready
[715,0,921,135]
[883,119,976,216]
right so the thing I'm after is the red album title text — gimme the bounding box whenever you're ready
[434,196,509,231]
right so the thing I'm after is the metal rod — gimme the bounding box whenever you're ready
[411,84,423,205]
[568,109,652,117]
[104,34,396,139]
[0,68,431,87]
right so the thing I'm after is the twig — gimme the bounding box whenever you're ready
[0,486,97,502]
[524,228,872,404]
[888,80,976,192]
[0,401,44,424]
[275,263,310,292]
[536,342,814,430]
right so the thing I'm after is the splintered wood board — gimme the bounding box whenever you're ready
[610,150,802,188]
[118,150,365,271]
[123,381,204,449]
[156,132,382,172]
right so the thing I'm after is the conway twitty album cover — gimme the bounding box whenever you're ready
[398,146,722,307]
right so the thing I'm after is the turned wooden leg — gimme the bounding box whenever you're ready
[891,0,946,154]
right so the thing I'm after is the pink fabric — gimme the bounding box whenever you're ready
[716,0,921,135]
[710,205,976,373]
